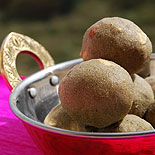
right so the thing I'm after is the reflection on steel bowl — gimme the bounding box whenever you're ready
[10,55,155,154]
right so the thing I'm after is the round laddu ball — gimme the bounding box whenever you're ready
[58,59,134,128]
[44,104,86,131]
[80,17,152,74]
[129,74,154,117]
[144,102,155,128]
[145,75,155,98]
[98,114,154,132]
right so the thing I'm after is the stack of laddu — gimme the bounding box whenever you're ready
[44,17,155,132]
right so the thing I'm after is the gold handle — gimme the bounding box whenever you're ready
[0,32,55,91]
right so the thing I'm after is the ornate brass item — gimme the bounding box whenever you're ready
[0,32,55,91]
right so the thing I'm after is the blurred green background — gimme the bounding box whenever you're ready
[0,0,155,76]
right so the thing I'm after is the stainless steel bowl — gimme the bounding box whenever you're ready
[9,57,155,154]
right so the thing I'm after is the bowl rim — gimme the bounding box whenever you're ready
[9,58,155,139]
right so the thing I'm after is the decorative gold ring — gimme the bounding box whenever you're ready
[0,32,55,91]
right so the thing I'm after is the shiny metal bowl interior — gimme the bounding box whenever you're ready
[9,57,155,138]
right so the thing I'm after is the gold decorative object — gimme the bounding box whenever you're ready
[0,32,55,91]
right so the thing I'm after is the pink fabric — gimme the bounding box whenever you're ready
[0,75,43,155]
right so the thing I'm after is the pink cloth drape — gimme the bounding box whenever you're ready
[0,75,42,155]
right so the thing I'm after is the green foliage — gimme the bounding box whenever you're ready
[0,0,154,75]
